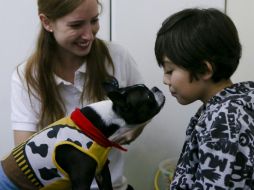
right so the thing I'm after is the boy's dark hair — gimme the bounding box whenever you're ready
[154,8,242,82]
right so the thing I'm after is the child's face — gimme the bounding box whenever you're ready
[162,56,208,105]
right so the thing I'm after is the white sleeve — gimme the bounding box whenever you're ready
[107,42,144,87]
[122,50,144,86]
[11,65,40,132]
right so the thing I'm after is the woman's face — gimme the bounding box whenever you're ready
[162,56,208,105]
[50,0,100,57]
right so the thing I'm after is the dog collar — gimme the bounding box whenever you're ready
[70,108,127,151]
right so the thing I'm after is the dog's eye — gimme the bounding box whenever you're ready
[146,92,155,101]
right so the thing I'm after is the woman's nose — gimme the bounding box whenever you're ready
[81,24,94,40]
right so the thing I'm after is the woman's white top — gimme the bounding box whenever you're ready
[10,42,144,190]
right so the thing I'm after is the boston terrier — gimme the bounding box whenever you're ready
[1,78,165,190]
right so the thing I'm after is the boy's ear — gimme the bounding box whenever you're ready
[201,61,213,80]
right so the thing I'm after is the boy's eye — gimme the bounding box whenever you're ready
[165,70,173,75]
[91,18,99,24]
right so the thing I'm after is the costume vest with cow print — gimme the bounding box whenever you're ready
[9,115,110,189]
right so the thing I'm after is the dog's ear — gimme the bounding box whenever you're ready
[107,91,126,108]
[103,77,126,107]
[102,77,119,94]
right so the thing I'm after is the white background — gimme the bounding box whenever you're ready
[1,0,254,189]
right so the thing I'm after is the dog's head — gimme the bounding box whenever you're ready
[79,78,165,138]
[103,78,165,126]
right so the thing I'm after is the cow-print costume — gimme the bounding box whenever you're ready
[1,113,111,189]
[171,81,254,190]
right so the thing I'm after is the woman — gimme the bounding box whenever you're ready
[10,0,144,189]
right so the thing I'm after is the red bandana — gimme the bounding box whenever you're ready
[70,108,127,151]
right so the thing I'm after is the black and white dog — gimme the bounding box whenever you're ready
[1,78,165,190]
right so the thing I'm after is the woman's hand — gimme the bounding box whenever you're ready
[109,124,146,145]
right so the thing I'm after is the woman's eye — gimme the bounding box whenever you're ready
[69,23,82,28]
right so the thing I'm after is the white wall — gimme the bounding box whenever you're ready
[1,0,254,190]
[227,0,254,82]
[0,0,39,156]
[110,1,224,189]
[0,0,110,157]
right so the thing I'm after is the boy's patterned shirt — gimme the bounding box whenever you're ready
[171,81,254,190]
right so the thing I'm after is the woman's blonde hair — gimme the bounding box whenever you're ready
[19,0,114,128]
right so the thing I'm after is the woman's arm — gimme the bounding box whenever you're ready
[13,130,35,146]
[11,65,39,146]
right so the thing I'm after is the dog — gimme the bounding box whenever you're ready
[1,78,165,190]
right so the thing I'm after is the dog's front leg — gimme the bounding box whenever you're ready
[55,144,97,190]
[95,160,113,190]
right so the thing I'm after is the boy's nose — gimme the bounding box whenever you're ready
[163,76,170,86]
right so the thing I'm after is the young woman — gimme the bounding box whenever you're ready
[155,8,254,189]
[10,0,145,189]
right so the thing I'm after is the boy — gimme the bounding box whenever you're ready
[155,8,254,189]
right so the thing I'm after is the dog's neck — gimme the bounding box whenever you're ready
[78,100,126,136]
[86,100,126,127]
[85,100,152,128]
[71,107,127,151]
